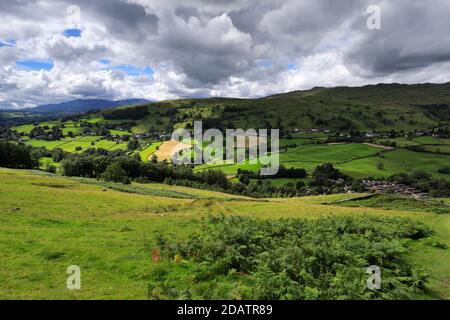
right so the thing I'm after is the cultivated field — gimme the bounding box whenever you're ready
[194,142,450,183]
[153,140,192,162]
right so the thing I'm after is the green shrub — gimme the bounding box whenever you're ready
[150,215,431,300]
[101,162,131,184]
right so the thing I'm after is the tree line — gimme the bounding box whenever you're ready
[0,141,39,169]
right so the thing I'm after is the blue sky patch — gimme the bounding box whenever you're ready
[0,39,16,47]
[16,60,54,71]
[256,59,273,68]
[99,58,111,65]
[63,28,82,38]
[288,63,298,71]
[108,64,154,77]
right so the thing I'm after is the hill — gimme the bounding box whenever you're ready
[0,168,448,299]
[4,99,151,115]
[96,82,450,133]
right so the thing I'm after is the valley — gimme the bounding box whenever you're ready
[1,82,450,300]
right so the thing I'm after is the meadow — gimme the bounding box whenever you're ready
[138,142,163,161]
[24,136,127,153]
[0,168,448,299]
[193,142,450,183]
[336,149,450,179]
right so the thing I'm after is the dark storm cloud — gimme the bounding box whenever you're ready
[344,0,450,76]
[75,0,159,42]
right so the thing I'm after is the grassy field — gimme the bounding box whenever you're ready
[24,136,128,153]
[377,136,450,148]
[194,159,263,175]
[194,143,381,175]
[337,149,450,179]
[0,168,448,299]
[193,142,450,184]
[139,142,163,161]
[279,143,382,167]
[38,157,60,171]
[12,118,132,138]
[423,145,450,154]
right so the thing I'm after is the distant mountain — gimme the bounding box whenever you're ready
[6,99,151,115]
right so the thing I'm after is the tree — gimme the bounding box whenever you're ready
[102,162,131,184]
[127,139,139,151]
[46,164,57,174]
[0,142,39,169]
[377,162,384,170]
[51,125,63,138]
[438,167,450,175]
[312,163,347,185]
[29,126,45,138]
[296,181,306,190]
[52,148,65,162]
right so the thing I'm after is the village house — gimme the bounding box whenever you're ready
[362,180,428,199]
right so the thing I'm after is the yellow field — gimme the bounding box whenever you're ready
[153,140,192,162]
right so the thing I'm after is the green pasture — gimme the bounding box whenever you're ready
[139,142,163,161]
[0,168,448,299]
[337,149,450,179]
[193,143,450,182]
[11,124,36,135]
[414,136,444,145]
[24,136,128,153]
[377,136,450,148]
[423,145,450,154]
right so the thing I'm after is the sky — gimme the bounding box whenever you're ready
[1,0,450,109]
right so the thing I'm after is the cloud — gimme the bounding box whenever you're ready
[0,0,449,109]
[344,0,450,77]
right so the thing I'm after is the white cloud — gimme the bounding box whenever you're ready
[0,0,450,109]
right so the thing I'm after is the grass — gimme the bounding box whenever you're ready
[333,194,450,215]
[92,139,119,150]
[194,159,262,175]
[110,130,132,136]
[192,143,450,182]
[0,168,448,299]
[38,157,60,171]
[414,136,444,145]
[24,136,128,153]
[115,83,450,133]
[377,137,450,148]
[337,149,450,179]
[11,124,36,134]
[279,143,382,166]
[108,142,128,151]
[139,142,163,162]
[26,138,76,150]
[376,138,421,148]
[423,145,450,154]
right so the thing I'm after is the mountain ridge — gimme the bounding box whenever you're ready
[1,98,151,114]
[101,82,450,133]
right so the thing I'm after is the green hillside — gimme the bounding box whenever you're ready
[0,168,449,299]
[94,82,450,133]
